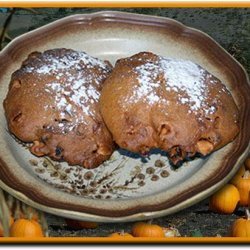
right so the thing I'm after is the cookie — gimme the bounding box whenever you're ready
[4,48,114,168]
[100,52,239,164]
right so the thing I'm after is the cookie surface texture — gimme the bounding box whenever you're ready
[100,52,239,164]
[4,48,114,168]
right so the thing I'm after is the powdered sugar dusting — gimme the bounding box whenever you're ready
[25,49,111,133]
[131,55,218,116]
[133,63,161,104]
[160,57,206,111]
[45,78,101,117]
[25,50,108,75]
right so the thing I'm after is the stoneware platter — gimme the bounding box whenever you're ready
[0,11,249,222]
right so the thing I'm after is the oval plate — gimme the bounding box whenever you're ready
[0,11,249,222]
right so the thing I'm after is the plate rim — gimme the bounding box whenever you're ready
[0,11,249,222]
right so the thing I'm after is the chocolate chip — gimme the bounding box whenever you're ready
[55,146,63,156]
[12,112,22,122]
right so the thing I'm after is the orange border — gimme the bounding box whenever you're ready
[0,1,250,244]
[0,1,249,7]
[0,237,250,243]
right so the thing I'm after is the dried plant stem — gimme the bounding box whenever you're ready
[20,8,39,14]
[245,208,250,220]
[13,199,21,220]
[243,170,250,179]
[148,219,153,224]
[6,194,14,211]
[39,211,49,237]
[0,189,10,236]
[0,8,16,50]
[21,201,27,218]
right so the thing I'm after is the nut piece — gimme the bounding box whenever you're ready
[196,140,214,155]
[30,140,49,157]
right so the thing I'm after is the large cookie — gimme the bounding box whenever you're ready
[4,48,114,168]
[100,52,239,164]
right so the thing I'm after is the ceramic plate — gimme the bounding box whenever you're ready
[0,11,249,222]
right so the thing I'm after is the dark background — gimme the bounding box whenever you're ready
[1,8,249,73]
[0,7,249,237]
